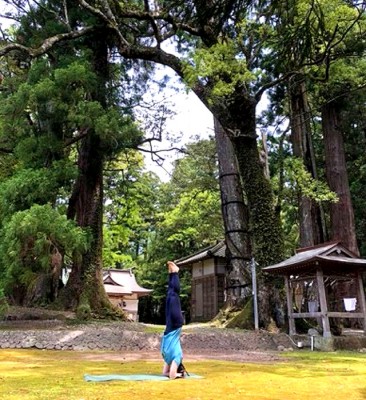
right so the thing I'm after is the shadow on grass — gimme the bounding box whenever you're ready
[357,387,366,399]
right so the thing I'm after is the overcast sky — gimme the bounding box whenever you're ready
[139,66,214,182]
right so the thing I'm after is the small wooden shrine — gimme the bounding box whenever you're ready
[175,241,226,322]
[103,269,152,321]
[263,241,366,338]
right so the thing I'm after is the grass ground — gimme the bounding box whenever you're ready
[1,349,366,400]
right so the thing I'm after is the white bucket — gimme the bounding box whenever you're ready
[343,298,357,311]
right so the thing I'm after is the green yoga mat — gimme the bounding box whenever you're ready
[84,373,203,382]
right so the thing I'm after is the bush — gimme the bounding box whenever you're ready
[76,303,91,320]
[0,289,9,320]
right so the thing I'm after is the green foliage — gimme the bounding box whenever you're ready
[184,40,254,99]
[341,89,366,256]
[161,190,222,248]
[0,59,143,163]
[0,161,76,222]
[148,138,222,261]
[282,157,338,203]
[76,302,92,320]
[103,151,161,267]
[170,137,219,194]
[0,204,89,295]
[269,153,338,256]
[1,60,95,133]
[280,206,300,258]
[0,288,9,319]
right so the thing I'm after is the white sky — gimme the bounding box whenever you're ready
[134,54,215,181]
[141,83,214,182]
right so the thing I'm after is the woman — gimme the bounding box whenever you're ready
[161,261,186,379]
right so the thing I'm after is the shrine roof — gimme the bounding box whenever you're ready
[175,241,226,266]
[263,241,366,275]
[103,269,152,297]
[103,283,132,296]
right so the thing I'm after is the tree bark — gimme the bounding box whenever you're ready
[289,79,326,247]
[322,101,359,255]
[213,95,285,327]
[214,117,251,304]
[63,132,112,314]
[214,95,284,267]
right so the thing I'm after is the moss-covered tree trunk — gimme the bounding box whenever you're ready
[214,117,252,305]
[61,30,119,317]
[213,93,285,327]
[63,133,113,317]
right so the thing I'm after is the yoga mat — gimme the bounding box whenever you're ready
[84,373,203,382]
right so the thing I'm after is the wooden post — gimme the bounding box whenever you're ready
[356,270,366,336]
[285,275,296,335]
[316,268,331,337]
[251,258,259,330]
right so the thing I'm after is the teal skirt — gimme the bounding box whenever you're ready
[161,327,183,366]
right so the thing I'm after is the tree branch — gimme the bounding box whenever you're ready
[0,27,94,57]
[64,129,89,147]
[0,147,13,154]
[255,71,301,101]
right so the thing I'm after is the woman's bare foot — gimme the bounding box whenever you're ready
[167,261,179,273]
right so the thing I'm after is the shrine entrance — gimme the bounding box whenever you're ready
[263,242,366,338]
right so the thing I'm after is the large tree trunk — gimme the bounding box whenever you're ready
[219,96,284,267]
[322,101,359,255]
[290,79,326,247]
[60,31,118,317]
[214,117,251,305]
[63,133,112,316]
[213,94,285,327]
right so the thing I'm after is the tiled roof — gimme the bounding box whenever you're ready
[175,241,226,266]
[103,283,132,295]
[263,242,366,274]
[103,269,152,297]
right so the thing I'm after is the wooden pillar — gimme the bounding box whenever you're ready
[316,268,331,337]
[356,270,366,336]
[214,275,218,317]
[285,275,296,335]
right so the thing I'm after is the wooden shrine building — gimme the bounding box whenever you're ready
[263,241,366,338]
[103,269,152,322]
[176,241,227,322]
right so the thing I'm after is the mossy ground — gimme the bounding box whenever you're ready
[1,349,366,400]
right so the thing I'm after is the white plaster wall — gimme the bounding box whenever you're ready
[192,262,203,278]
[124,299,138,312]
[192,258,225,277]
[203,258,215,275]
